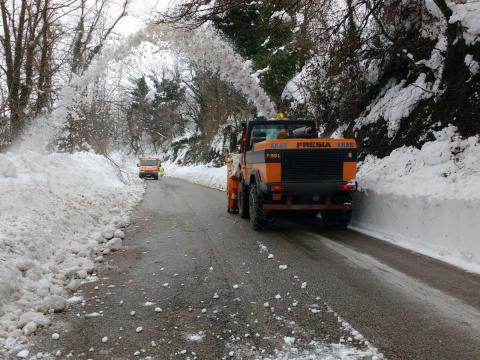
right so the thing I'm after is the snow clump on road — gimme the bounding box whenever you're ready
[0,149,143,355]
[254,340,380,360]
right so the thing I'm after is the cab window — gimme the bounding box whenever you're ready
[248,122,314,150]
[140,160,157,166]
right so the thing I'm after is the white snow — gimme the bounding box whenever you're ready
[465,54,479,75]
[16,349,29,358]
[106,237,123,251]
[0,149,143,352]
[22,322,37,336]
[114,229,126,239]
[85,312,101,318]
[187,332,205,342]
[353,127,480,273]
[282,57,316,105]
[354,75,435,138]
[238,340,381,360]
[66,296,83,304]
[271,11,292,22]
[448,1,480,45]
[164,162,227,191]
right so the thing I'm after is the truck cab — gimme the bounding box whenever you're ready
[231,119,357,230]
[138,157,160,180]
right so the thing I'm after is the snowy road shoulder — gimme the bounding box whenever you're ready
[0,150,144,357]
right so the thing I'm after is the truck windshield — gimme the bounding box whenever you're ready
[140,160,157,166]
[250,123,315,146]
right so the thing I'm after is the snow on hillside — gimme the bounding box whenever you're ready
[357,126,480,201]
[0,150,143,355]
[448,0,480,45]
[353,126,480,273]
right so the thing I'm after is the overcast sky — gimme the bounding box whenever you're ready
[116,0,175,36]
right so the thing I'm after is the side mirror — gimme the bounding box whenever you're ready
[136,164,139,167]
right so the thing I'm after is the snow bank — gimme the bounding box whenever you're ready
[0,150,143,353]
[448,1,480,45]
[164,162,226,191]
[353,127,480,273]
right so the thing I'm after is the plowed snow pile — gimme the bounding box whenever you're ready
[0,150,143,354]
[353,126,480,273]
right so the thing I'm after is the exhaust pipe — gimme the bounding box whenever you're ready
[292,126,316,138]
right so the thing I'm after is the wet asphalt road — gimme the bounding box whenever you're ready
[30,178,480,359]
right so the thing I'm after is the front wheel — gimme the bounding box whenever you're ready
[249,184,274,231]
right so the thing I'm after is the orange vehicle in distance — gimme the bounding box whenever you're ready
[137,157,160,180]
[227,117,357,230]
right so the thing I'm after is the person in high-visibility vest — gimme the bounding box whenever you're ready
[158,164,165,177]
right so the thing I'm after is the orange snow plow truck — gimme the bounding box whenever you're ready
[137,157,160,180]
[227,117,357,231]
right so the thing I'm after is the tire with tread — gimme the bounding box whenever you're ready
[321,210,352,229]
[321,193,352,229]
[249,184,274,231]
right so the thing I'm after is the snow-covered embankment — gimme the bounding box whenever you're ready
[164,162,227,191]
[0,150,144,354]
[352,127,480,274]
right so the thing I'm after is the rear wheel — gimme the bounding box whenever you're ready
[238,180,250,219]
[321,210,352,229]
[321,193,352,229]
[249,184,274,231]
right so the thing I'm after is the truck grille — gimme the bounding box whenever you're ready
[281,150,352,182]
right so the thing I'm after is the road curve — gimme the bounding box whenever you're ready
[30,178,480,359]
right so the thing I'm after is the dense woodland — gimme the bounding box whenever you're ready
[1,0,478,162]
